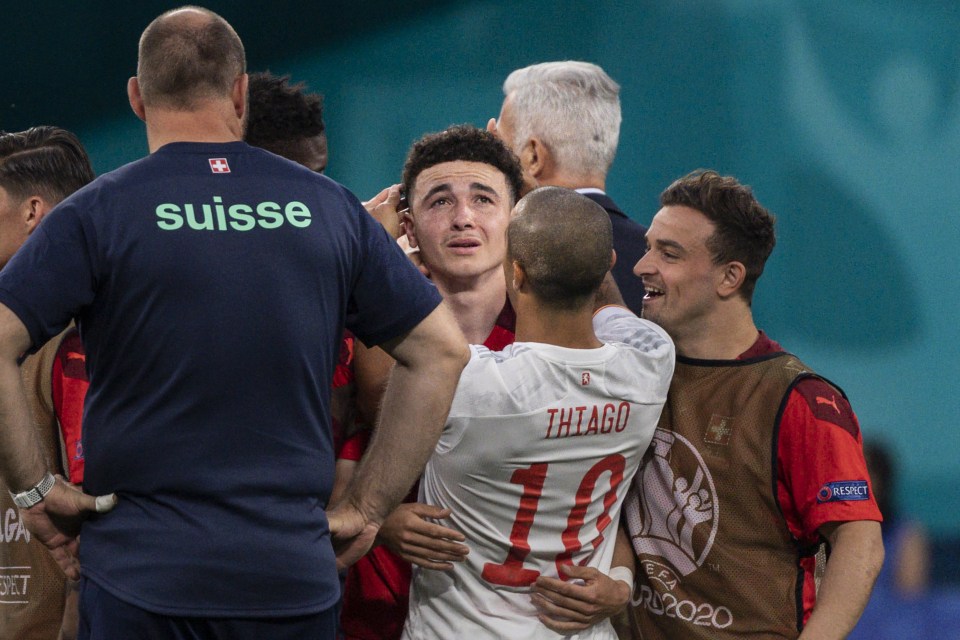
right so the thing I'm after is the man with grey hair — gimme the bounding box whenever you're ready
[488,60,648,314]
[0,6,467,639]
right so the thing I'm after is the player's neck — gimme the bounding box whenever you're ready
[514,299,602,349]
[436,271,506,345]
[674,306,759,360]
[144,103,243,152]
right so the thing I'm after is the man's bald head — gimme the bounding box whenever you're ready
[508,186,613,310]
[137,6,245,109]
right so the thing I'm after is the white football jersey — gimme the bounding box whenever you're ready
[403,307,675,640]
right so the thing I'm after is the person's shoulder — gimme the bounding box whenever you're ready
[590,193,646,231]
[595,306,673,355]
[85,150,185,196]
[42,170,118,221]
[238,147,359,205]
[459,343,543,387]
[466,342,519,365]
[450,345,514,412]
[786,375,860,440]
[791,376,847,413]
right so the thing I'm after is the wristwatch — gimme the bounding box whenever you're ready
[10,472,56,509]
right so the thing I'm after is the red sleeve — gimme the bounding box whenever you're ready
[776,377,882,542]
[51,330,89,484]
[337,427,371,462]
[332,332,355,388]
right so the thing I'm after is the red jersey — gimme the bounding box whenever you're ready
[748,333,882,624]
[331,331,356,456]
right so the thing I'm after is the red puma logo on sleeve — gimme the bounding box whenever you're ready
[815,395,840,414]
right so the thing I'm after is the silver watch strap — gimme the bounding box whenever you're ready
[10,472,56,509]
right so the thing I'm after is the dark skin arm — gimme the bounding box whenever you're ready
[353,338,470,569]
[327,303,469,570]
[0,304,115,580]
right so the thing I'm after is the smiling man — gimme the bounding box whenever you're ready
[618,169,884,639]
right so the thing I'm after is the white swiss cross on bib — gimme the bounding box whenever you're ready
[209,158,231,173]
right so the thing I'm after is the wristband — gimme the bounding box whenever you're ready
[608,566,635,598]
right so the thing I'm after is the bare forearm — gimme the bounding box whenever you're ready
[345,352,463,524]
[799,520,884,639]
[352,341,394,426]
[0,358,47,490]
[342,303,468,525]
[0,304,48,492]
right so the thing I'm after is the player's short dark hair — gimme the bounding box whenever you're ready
[0,126,95,203]
[508,186,612,311]
[660,169,776,304]
[137,6,245,109]
[245,72,325,147]
[401,125,524,206]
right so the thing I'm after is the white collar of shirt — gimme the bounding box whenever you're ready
[575,187,606,196]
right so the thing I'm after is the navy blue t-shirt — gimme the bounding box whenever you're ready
[0,142,442,617]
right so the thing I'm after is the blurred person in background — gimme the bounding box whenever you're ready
[245,71,327,173]
[848,440,931,639]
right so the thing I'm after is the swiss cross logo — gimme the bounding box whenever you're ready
[581,372,591,386]
[209,158,230,173]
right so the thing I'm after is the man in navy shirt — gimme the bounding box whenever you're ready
[0,7,467,639]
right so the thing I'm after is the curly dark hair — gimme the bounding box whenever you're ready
[660,169,776,304]
[245,71,324,146]
[401,125,524,206]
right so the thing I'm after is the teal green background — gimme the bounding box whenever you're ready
[4,1,959,535]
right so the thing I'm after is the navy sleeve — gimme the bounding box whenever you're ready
[344,198,442,346]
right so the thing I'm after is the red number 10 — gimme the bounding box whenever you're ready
[480,454,625,587]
